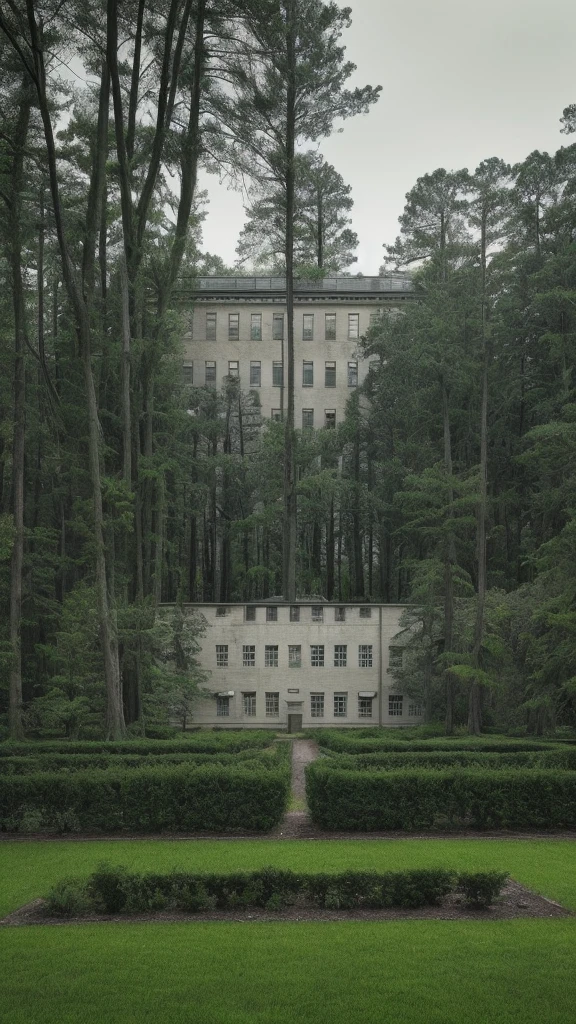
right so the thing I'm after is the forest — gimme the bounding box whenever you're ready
[0,0,575,740]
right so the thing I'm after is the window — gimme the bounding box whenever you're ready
[243,692,256,716]
[334,607,346,622]
[250,361,261,386]
[324,410,336,429]
[359,607,372,619]
[303,314,314,341]
[216,696,229,717]
[206,313,217,341]
[245,606,256,621]
[311,693,324,718]
[228,360,239,377]
[334,693,348,717]
[369,312,380,327]
[243,645,255,667]
[334,645,347,668]
[182,361,193,384]
[290,606,300,622]
[288,645,301,667]
[408,702,423,717]
[310,645,324,667]
[325,361,336,388]
[311,606,323,622]
[216,606,227,617]
[325,313,336,340]
[271,409,282,421]
[347,362,358,387]
[389,648,403,670]
[251,313,262,340]
[216,645,228,667]
[389,694,403,717]
[228,313,239,340]
[266,692,279,717]
[303,361,314,386]
[273,314,284,340]
[272,362,283,387]
[358,697,373,719]
[266,606,278,622]
[348,313,359,339]
[359,645,373,668]
[302,409,314,430]
[265,645,278,667]
[205,361,216,386]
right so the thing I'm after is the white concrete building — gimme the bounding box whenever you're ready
[179,275,414,429]
[183,601,422,730]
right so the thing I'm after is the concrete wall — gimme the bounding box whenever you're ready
[183,603,422,728]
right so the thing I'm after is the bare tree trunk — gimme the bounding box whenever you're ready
[282,0,297,602]
[442,379,457,736]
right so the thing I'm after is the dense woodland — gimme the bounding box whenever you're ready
[1,0,576,740]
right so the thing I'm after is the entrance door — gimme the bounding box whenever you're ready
[288,713,303,733]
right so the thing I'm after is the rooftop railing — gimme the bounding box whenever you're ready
[182,275,413,294]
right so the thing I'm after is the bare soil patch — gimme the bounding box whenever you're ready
[1,880,570,927]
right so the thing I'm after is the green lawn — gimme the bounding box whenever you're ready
[1,838,576,1023]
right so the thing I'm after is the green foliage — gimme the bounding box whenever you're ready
[312,729,563,754]
[305,763,576,830]
[457,872,509,908]
[0,730,274,757]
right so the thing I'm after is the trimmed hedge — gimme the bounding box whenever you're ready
[0,745,288,776]
[45,864,497,916]
[1,761,289,833]
[311,730,565,754]
[0,731,273,758]
[306,763,576,830]
[328,749,576,771]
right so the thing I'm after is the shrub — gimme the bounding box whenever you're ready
[458,872,508,908]
[44,866,462,917]
[0,761,289,833]
[305,763,576,831]
[311,730,566,755]
[0,745,288,776]
[326,749,576,771]
[0,731,273,758]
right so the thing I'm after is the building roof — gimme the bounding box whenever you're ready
[175,275,414,300]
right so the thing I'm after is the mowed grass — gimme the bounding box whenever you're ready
[1,838,576,1024]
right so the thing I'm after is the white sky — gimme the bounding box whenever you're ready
[198,0,576,274]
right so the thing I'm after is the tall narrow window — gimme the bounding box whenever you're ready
[272,362,283,387]
[369,311,380,327]
[266,606,278,622]
[358,697,373,719]
[302,409,314,430]
[206,313,216,341]
[228,360,239,377]
[216,645,228,667]
[311,606,323,622]
[303,361,314,386]
[325,313,336,340]
[389,694,403,717]
[288,645,302,667]
[389,647,403,670]
[303,314,314,341]
[182,361,194,384]
[216,696,230,717]
[273,314,284,340]
[348,313,359,338]
[290,606,300,622]
[334,693,348,717]
[325,362,336,387]
[265,692,279,717]
[347,362,358,387]
[251,313,262,340]
[250,361,261,386]
[265,645,279,667]
[310,645,324,667]
[334,607,346,622]
[243,645,255,667]
[245,606,256,621]
[359,645,373,668]
[310,693,324,718]
[408,702,423,717]
[205,361,216,386]
[324,410,336,429]
[228,313,239,340]
[334,645,347,668]
[242,692,256,716]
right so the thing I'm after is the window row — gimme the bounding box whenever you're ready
[214,692,421,718]
[271,409,337,430]
[237,605,373,622]
[182,360,359,389]
[199,312,375,343]
[215,644,374,668]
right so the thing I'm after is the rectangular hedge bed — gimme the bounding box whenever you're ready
[310,730,568,755]
[0,731,273,757]
[44,864,508,916]
[305,764,576,831]
[327,749,576,771]
[0,760,290,833]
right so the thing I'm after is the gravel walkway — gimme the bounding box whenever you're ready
[290,738,320,805]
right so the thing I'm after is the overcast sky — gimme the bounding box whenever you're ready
[197,0,576,274]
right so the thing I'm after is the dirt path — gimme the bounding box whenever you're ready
[289,738,320,806]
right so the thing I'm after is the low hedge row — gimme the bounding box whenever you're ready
[0,731,273,758]
[312,730,563,755]
[306,764,576,830]
[328,749,576,771]
[45,864,508,916]
[1,762,289,833]
[0,745,287,776]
